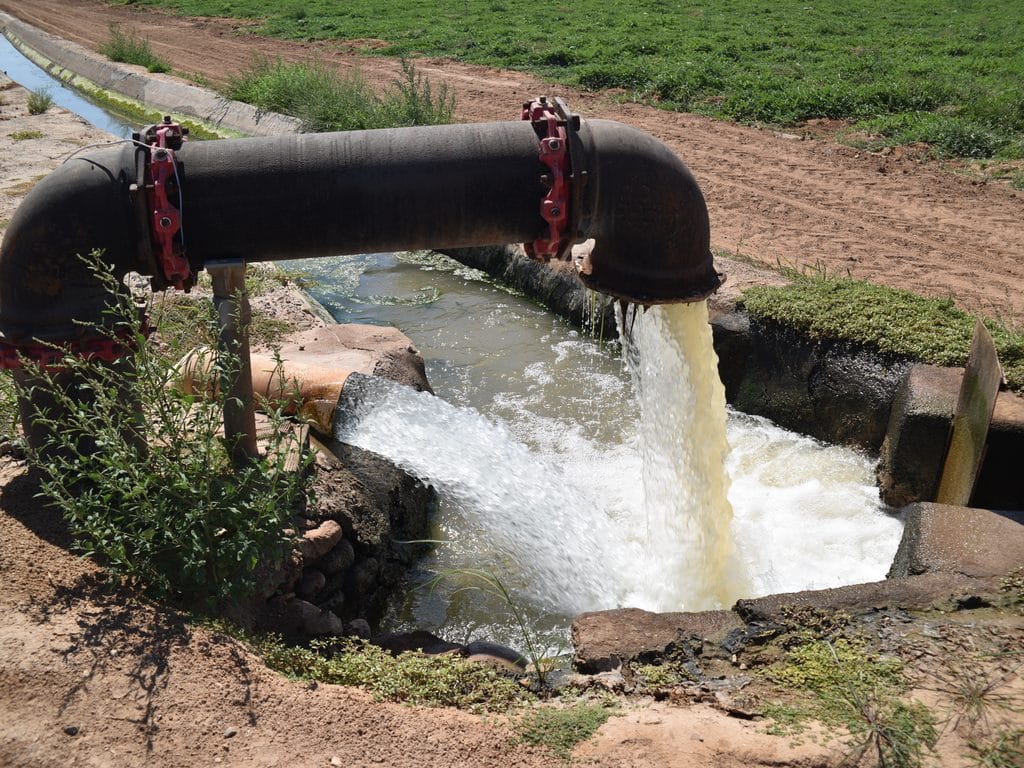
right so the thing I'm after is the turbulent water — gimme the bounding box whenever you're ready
[334,301,903,622]
[308,252,903,651]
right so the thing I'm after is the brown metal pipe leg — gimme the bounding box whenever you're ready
[208,259,259,463]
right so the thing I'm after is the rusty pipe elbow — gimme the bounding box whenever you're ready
[573,119,721,304]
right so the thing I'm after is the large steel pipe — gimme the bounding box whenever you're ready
[0,117,719,347]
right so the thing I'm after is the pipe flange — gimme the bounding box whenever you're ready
[521,96,580,262]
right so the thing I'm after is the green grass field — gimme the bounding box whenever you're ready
[121,0,1022,160]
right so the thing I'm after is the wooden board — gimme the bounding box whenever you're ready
[935,319,1004,506]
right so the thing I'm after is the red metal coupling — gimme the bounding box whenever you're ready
[521,96,579,262]
[139,116,193,291]
[0,318,153,371]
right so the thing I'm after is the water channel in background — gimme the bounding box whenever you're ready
[0,34,134,137]
[301,252,904,655]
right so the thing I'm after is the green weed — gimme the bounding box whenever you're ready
[925,657,1023,737]
[226,56,453,132]
[24,253,309,609]
[210,623,532,710]
[970,729,1024,768]
[516,703,615,760]
[426,567,555,687]
[99,23,171,73]
[9,130,43,141]
[741,271,1024,393]
[0,372,20,443]
[764,637,937,767]
[26,87,53,115]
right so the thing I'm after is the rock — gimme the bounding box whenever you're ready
[888,503,1024,579]
[371,630,462,656]
[298,520,344,563]
[344,619,371,639]
[464,640,527,669]
[272,324,432,396]
[309,440,434,624]
[344,557,379,597]
[591,669,628,692]
[223,727,237,738]
[269,597,345,636]
[319,538,355,576]
[572,607,744,674]
[734,573,1002,624]
[297,569,327,598]
[62,725,79,736]
[330,757,343,767]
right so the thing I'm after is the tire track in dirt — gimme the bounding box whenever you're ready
[4,0,1023,321]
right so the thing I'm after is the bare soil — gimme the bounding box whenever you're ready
[4,0,1024,323]
[1,2,1023,765]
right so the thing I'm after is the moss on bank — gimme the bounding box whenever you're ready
[741,272,1024,392]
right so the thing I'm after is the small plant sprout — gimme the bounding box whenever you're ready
[424,565,558,687]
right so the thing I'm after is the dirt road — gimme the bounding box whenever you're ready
[4,0,1023,322]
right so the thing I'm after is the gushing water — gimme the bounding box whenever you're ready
[619,302,748,610]
[307,251,902,649]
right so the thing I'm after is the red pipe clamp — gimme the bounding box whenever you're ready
[139,116,192,291]
[521,96,578,262]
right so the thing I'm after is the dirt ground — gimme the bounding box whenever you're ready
[0,2,1022,765]
[4,0,1024,324]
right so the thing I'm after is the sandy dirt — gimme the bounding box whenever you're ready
[1,3,1022,766]
[4,0,1023,323]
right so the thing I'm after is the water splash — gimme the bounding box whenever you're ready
[620,302,748,609]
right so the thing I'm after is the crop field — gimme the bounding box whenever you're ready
[122,0,1022,159]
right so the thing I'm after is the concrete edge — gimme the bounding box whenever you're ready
[0,10,302,138]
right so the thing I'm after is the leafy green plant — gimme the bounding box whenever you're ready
[26,87,53,115]
[516,703,615,760]
[208,623,532,710]
[23,253,308,608]
[9,130,44,141]
[99,23,171,73]
[226,56,454,132]
[741,271,1024,392]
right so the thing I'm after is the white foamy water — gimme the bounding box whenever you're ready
[306,251,902,649]
[336,304,903,619]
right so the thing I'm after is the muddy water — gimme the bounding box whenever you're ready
[306,252,903,655]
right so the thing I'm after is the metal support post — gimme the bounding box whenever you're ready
[207,259,259,463]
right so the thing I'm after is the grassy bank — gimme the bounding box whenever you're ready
[120,0,1023,159]
[742,271,1024,392]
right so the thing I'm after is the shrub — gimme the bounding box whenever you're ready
[26,87,54,115]
[226,56,454,132]
[24,253,309,608]
[99,23,171,74]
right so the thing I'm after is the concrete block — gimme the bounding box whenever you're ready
[888,503,1024,578]
[877,364,957,507]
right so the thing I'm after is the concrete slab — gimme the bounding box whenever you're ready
[888,502,1024,578]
